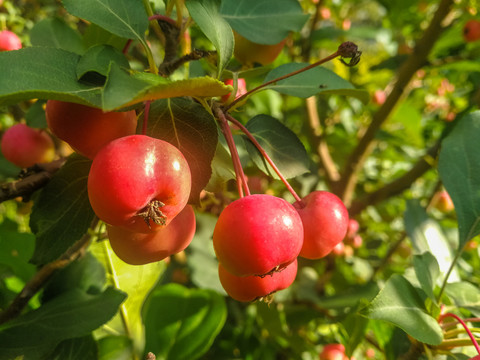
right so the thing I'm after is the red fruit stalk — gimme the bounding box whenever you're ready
[439,312,480,356]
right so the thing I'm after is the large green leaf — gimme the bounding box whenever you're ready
[30,18,85,54]
[242,114,310,180]
[62,0,148,42]
[101,63,231,110]
[0,47,102,107]
[143,283,227,360]
[91,240,165,356]
[144,98,218,203]
[48,336,98,360]
[363,274,443,345]
[186,0,234,76]
[30,155,96,266]
[438,111,480,248]
[220,0,309,45]
[0,287,126,360]
[263,63,369,102]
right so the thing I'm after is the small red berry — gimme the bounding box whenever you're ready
[463,19,480,42]
[0,30,22,51]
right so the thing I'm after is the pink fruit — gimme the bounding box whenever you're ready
[213,194,303,277]
[320,344,347,360]
[107,205,196,265]
[221,78,247,103]
[463,19,480,42]
[0,30,21,51]
[218,258,297,302]
[294,191,349,259]
[1,124,55,168]
[45,100,137,160]
[88,135,192,232]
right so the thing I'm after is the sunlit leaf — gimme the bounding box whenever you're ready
[143,283,227,360]
[445,282,480,317]
[363,274,443,345]
[413,252,440,303]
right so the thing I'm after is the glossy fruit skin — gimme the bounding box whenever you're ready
[107,205,196,265]
[218,259,297,302]
[320,344,347,360]
[233,32,286,66]
[213,194,303,277]
[0,30,22,51]
[221,78,247,103]
[463,19,480,42]
[1,124,55,168]
[45,100,137,159]
[88,135,192,233]
[294,191,349,260]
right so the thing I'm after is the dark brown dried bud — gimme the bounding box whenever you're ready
[338,41,358,58]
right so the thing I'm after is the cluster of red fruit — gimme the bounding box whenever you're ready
[45,101,195,265]
[214,190,349,302]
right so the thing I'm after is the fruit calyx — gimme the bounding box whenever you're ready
[136,199,167,228]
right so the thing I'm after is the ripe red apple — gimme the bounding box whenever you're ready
[88,135,192,232]
[45,100,137,159]
[221,78,247,103]
[1,124,55,168]
[293,191,349,259]
[107,205,196,265]
[218,258,297,302]
[320,344,347,360]
[463,19,480,42]
[213,194,303,277]
[0,30,22,51]
[233,32,286,66]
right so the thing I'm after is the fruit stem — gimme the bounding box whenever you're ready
[224,41,360,111]
[214,106,250,197]
[225,112,302,203]
[439,312,480,355]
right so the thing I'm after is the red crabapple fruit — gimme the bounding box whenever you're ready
[0,30,22,51]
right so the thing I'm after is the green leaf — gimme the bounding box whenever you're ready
[143,283,227,360]
[144,98,218,203]
[186,0,234,76]
[363,274,443,345]
[203,137,236,192]
[220,0,309,45]
[438,111,480,247]
[242,114,310,179]
[25,100,48,129]
[91,240,165,356]
[101,63,231,110]
[42,253,106,303]
[30,18,85,54]
[48,335,98,360]
[404,199,460,282]
[82,23,128,51]
[98,335,133,360]
[29,155,96,265]
[0,287,126,360]
[263,63,369,102]
[62,0,149,42]
[0,225,36,282]
[76,44,130,84]
[186,212,226,294]
[0,47,102,107]
[445,282,480,317]
[413,252,440,303]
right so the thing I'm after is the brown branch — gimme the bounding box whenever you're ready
[337,0,455,207]
[0,217,99,325]
[348,140,441,216]
[0,159,65,203]
[305,96,340,186]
